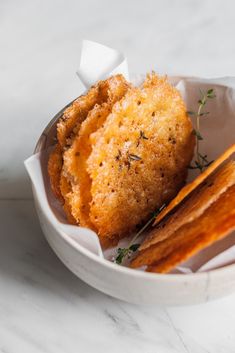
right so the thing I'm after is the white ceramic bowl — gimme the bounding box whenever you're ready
[32,76,235,306]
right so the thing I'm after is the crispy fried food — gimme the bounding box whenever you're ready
[59,173,77,224]
[131,163,235,271]
[62,76,130,233]
[153,143,235,226]
[48,75,130,228]
[57,75,127,148]
[140,161,235,251]
[47,144,64,202]
[48,73,195,248]
[147,185,235,273]
[87,73,194,244]
[48,77,113,203]
[47,149,77,223]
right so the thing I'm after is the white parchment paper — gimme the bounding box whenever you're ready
[25,40,235,273]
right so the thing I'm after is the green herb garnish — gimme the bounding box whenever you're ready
[115,244,140,265]
[114,204,165,265]
[188,88,216,172]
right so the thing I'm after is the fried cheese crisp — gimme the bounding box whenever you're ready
[139,161,235,252]
[57,75,128,148]
[47,144,64,203]
[48,77,112,202]
[153,143,235,227]
[63,77,130,231]
[59,173,77,224]
[146,184,235,273]
[87,73,195,245]
[48,75,130,219]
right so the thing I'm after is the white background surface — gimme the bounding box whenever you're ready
[1,0,235,352]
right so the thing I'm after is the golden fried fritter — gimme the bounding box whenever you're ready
[48,76,129,182]
[48,73,195,248]
[47,144,64,202]
[59,173,77,224]
[49,76,119,204]
[63,77,131,231]
[57,74,130,149]
[87,73,195,244]
[48,74,130,237]
[47,146,76,222]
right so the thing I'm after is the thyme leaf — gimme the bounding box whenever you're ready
[193,129,203,141]
[114,204,166,265]
[115,244,141,265]
[137,130,149,146]
[140,130,148,140]
[128,154,142,161]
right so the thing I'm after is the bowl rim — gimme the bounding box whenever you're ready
[35,74,235,283]
[56,219,235,282]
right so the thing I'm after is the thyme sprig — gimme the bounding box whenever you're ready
[125,153,142,170]
[188,88,216,172]
[114,204,166,265]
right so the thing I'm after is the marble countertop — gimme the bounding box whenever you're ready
[1,0,235,351]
